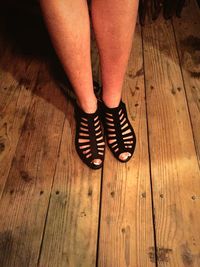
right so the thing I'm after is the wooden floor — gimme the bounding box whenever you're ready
[0,1,200,266]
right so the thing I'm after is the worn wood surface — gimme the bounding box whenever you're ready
[0,59,67,265]
[0,44,38,198]
[0,1,200,266]
[142,13,200,267]
[173,0,200,167]
[38,108,101,267]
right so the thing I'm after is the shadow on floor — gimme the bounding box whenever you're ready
[0,4,102,108]
[0,4,77,104]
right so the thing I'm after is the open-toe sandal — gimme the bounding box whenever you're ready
[100,99,136,163]
[74,101,105,169]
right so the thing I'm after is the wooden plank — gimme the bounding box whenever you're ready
[173,0,200,166]
[97,23,156,267]
[38,105,102,267]
[0,63,67,266]
[0,45,39,197]
[142,16,200,266]
[38,38,102,267]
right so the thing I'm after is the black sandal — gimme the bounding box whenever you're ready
[74,101,105,169]
[100,99,136,162]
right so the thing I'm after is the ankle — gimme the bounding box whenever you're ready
[102,95,121,109]
[76,97,98,114]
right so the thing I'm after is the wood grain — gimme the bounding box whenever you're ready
[38,102,102,267]
[142,16,200,266]
[97,23,156,267]
[0,44,39,198]
[0,63,67,266]
[173,0,200,167]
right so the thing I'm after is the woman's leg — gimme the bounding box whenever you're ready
[91,0,139,161]
[40,0,97,113]
[91,0,139,108]
[40,0,103,166]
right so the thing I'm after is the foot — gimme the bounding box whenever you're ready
[74,100,105,169]
[100,99,136,162]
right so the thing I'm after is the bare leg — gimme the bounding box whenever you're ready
[40,0,97,113]
[40,0,103,166]
[91,0,139,161]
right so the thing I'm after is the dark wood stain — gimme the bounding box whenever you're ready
[141,192,146,198]
[110,191,115,198]
[181,36,200,57]
[180,35,200,78]
[20,107,28,117]
[148,246,173,263]
[106,215,111,225]
[157,247,173,262]
[19,77,31,87]
[148,247,156,263]
[0,230,13,264]
[0,142,5,153]
[128,67,144,79]
[171,87,176,95]
[190,72,200,78]
[80,211,87,217]
[21,112,36,133]
[0,230,31,265]
[88,187,93,197]
[10,189,14,195]
[181,243,194,266]
[20,170,33,182]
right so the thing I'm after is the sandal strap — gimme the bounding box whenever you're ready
[100,100,136,158]
[75,102,105,167]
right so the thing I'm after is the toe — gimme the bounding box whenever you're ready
[91,159,102,166]
[119,152,131,161]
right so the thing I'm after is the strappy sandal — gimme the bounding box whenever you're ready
[100,99,136,163]
[74,101,105,169]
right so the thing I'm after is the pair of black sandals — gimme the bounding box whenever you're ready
[74,97,136,169]
[56,72,136,169]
